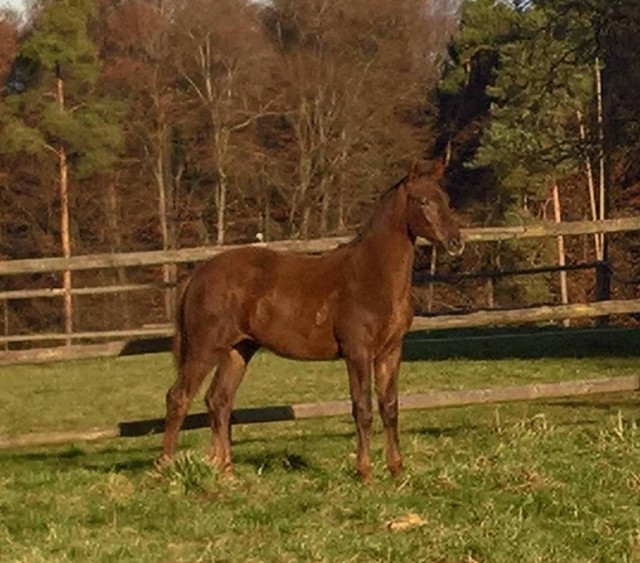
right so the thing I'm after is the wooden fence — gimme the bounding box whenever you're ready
[1,217,640,451]
[1,374,638,450]
[2,216,639,277]
[1,216,640,361]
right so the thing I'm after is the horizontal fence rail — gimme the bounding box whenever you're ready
[0,282,166,301]
[2,298,640,348]
[1,375,638,451]
[1,218,639,452]
[1,217,639,277]
[410,298,640,330]
[1,216,639,361]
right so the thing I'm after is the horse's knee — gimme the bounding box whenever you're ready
[204,394,227,418]
[205,380,232,411]
[166,383,188,412]
[378,399,399,427]
[351,400,373,428]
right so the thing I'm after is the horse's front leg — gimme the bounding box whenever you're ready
[374,343,403,477]
[345,355,373,482]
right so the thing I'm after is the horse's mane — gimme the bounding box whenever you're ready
[380,175,408,198]
[338,175,408,248]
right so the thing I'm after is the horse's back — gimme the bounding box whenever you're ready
[191,245,340,296]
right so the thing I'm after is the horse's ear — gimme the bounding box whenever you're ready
[431,160,446,180]
[408,159,445,182]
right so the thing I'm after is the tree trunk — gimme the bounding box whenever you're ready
[576,109,601,259]
[216,173,227,245]
[300,206,311,239]
[595,57,606,259]
[265,197,270,241]
[289,153,312,237]
[57,75,72,345]
[594,56,611,325]
[319,176,332,236]
[552,183,569,326]
[212,125,230,246]
[155,145,176,320]
[2,301,8,352]
[105,175,131,327]
[337,187,346,232]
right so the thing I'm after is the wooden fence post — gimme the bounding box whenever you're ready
[595,259,611,327]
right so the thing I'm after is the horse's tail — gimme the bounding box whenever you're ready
[173,277,192,371]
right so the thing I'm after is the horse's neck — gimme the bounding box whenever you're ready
[356,186,415,288]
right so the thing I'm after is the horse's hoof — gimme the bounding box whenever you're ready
[357,467,373,484]
[222,463,234,475]
[388,461,404,478]
[205,456,233,478]
[154,454,172,470]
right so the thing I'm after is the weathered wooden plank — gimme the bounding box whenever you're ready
[0,283,165,301]
[0,375,637,451]
[0,427,121,449]
[461,216,640,242]
[0,341,129,366]
[410,299,640,330]
[0,237,351,276]
[3,298,640,348]
[2,217,639,277]
[0,326,172,345]
[397,375,640,410]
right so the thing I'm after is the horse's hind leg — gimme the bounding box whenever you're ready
[160,355,217,462]
[205,340,259,474]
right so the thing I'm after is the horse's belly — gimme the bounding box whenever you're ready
[248,298,340,360]
[262,329,340,360]
[252,322,340,360]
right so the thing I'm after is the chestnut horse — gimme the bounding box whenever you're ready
[160,163,463,481]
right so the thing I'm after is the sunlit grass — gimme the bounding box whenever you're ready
[0,351,639,561]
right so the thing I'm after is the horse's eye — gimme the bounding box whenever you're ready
[420,198,428,206]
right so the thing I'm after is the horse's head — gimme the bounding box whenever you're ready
[405,161,464,256]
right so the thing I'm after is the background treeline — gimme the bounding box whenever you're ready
[0,0,639,336]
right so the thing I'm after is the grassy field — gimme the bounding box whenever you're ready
[0,350,639,562]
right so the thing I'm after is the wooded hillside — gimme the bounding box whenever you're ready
[1,0,639,338]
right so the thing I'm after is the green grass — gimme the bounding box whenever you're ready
[1,352,639,562]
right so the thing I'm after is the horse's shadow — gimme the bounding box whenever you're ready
[2,406,634,475]
[0,431,344,475]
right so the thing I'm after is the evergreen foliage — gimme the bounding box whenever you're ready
[0,0,123,177]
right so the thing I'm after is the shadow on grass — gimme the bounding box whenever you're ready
[0,432,338,475]
[232,428,354,446]
[0,443,158,474]
[3,398,637,473]
[412,423,483,438]
[403,326,640,361]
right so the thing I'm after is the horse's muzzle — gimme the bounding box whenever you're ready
[444,237,465,256]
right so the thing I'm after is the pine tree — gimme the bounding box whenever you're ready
[472,5,593,203]
[0,0,123,340]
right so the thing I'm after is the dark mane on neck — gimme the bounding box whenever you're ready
[380,175,408,200]
[338,175,408,248]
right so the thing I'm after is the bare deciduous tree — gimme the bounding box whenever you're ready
[263,0,455,238]
[172,0,277,245]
